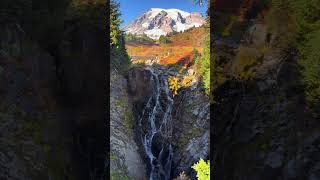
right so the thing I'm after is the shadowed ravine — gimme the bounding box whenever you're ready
[114,56,210,180]
[137,67,174,180]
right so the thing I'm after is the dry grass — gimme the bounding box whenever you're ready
[169,27,206,47]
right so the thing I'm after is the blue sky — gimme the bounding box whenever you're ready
[116,0,207,28]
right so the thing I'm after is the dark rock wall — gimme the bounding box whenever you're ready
[0,9,107,180]
[212,1,320,180]
[58,23,107,180]
[110,68,147,179]
[0,24,59,180]
[171,82,210,179]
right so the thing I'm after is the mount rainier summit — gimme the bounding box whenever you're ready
[123,8,206,39]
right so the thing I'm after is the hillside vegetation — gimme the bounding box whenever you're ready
[126,27,206,65]
[267,0,320,117]
[124,33,155,45]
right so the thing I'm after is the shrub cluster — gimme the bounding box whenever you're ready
[124,33,155,44]
[231,47,260,80]
[159,35,171,44]
[192,159,210,180]
[194,31,210,94]
[168,76,181,96]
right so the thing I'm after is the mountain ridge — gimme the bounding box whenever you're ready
[123,8,206,39]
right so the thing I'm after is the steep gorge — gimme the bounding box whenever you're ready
[110,63,210,179]
[128,66,174,180]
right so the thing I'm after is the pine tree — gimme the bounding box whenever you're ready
[266,0,320,116]
[110,0,130,72]
[159,35,171,44]
[110,0,122,47]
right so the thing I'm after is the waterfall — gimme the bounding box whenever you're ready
[139,67,174,180]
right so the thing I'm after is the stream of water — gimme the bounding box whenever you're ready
[138,67,174,180]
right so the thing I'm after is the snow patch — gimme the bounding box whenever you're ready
[145,28,167,39]
[142,22,149,28]
[148,8,164,19]
[166,9,190,18]
[174,22,189,32]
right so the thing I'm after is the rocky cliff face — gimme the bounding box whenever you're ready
[123,8,206,39]
[212,2,320,180]
[120,65,209,179]
[171,80,210,179]
[0,24,59,180]
[110,69,146,179]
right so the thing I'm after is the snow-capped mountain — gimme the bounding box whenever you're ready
[123,8,206,39]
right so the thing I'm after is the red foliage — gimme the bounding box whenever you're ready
[176,53,195,66]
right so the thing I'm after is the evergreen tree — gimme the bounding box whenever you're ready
[124,33,155,44]
[192,0,211,95]
[268,0,320,116]
[159,35,171,44]
[299,30,320,116]
[109,0,130,72]
[110,0,122,47]
[201,34,210,94]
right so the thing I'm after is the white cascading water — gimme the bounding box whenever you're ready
[139,67,174,180]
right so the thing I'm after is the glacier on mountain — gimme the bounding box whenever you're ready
[123,8,206,39]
